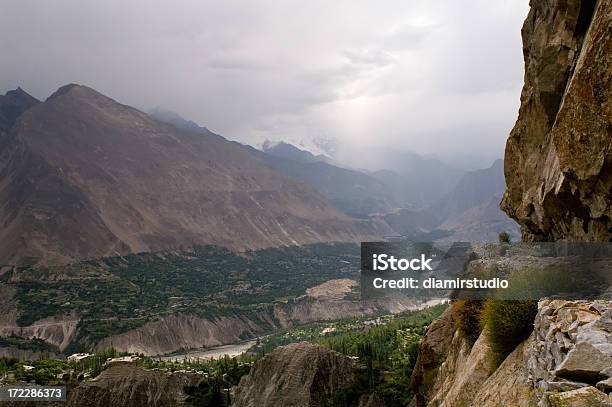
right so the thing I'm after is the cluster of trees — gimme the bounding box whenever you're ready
[319,305,447,407]
[13,243,360,325]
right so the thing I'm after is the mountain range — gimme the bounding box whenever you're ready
[0,85,385,266]
[150,108,519,242]
[0,84,519,266]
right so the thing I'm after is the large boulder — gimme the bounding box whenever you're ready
[555,342,612,381]
[547,386,611,407]
[529,300,612,404]
[471,337,533,407]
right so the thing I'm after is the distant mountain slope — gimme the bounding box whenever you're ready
[424,160,519,241]
[148,109,394,217]
[378,160,519,242]
[426,159,506,222]
[251,142,466,213]
[438,194,520,242]
[149,110,396,217]
[147,111,511,241]
[247,146,396,218]
[0,87,40,132]
[0,84,385,265]
[371,155,464,209]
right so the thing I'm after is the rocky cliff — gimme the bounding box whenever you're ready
[501,0,611,241]
[411,300,612,406]
[411,0,612,405]
[65,361,201,407]
[232,342,360,407]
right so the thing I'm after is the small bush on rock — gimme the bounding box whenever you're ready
[451,300,484,346]
[480,299,537,369]
[498,231,511,243]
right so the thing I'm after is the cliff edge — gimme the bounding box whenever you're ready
[411,0,612,405]
[501,0,611,241]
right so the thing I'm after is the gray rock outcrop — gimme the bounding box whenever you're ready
[232,342,359,407]
[411,0,612,401]
[530,300,612,404]
[501,0,612,241]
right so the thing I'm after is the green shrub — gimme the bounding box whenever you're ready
[451,300,484,346]
[498,232,511,243]
[480,299,537,369]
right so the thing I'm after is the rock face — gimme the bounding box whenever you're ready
[529,300,612,403]
[411,1,611,405]
[410,308,457,406]
[499,0,612,403]
[0,84,384,265]
[471,337,532,407]
[501,0,612,241]
[410,306,531,407]
[232,342,358,407]
[411,300,612,406]
[65,362,201,407]
[424,330,492,407]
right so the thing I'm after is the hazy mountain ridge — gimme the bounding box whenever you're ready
[261,140,333,164]
[150,108,397,217]
[0,87,40,132]
[141,106,518,241]
[426,159,505,221]
[425,159,520,241]
[369,159,518,241]
[249,145,396,218]
[251,142,518,240]
[437,193,520,242]
[147,106,214,136]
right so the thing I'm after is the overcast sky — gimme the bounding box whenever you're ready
[0,1,529,165]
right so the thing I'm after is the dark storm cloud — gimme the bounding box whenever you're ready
[0,0,529,162]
